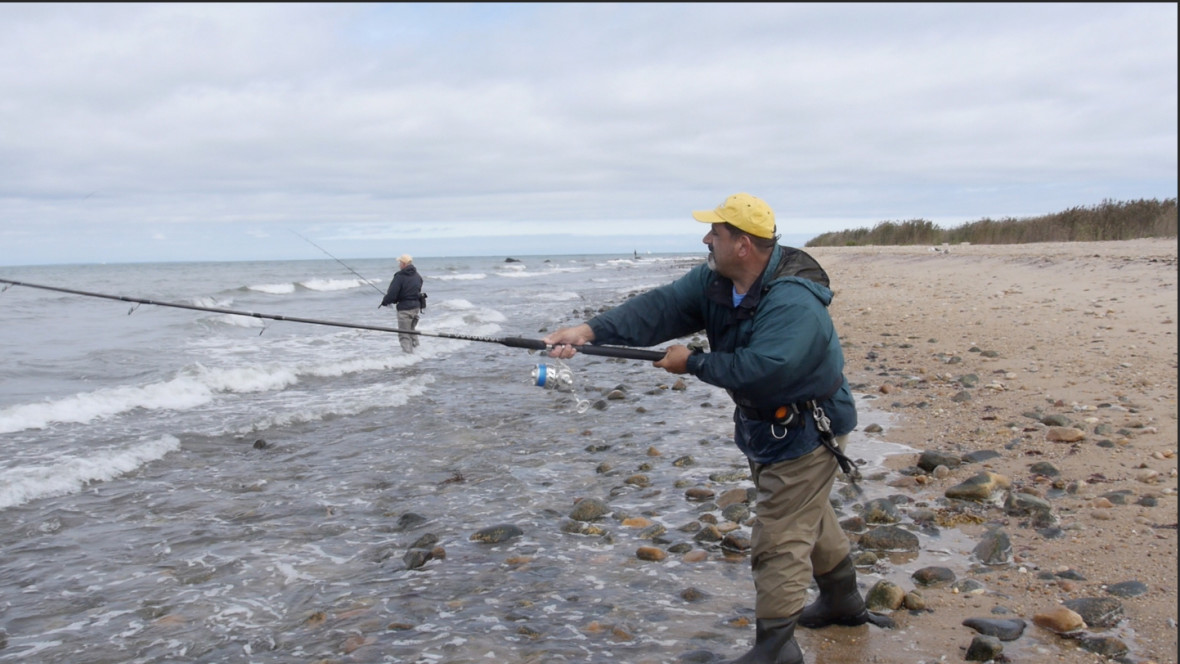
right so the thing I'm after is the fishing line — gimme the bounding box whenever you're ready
[291,230,386,296]
[0,278,666,362]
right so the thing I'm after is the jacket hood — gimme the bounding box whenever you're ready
[760,245,833,307]
[702,244,833,316]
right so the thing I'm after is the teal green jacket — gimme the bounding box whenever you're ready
[587,245,856,464]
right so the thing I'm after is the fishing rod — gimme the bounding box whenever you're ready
[0,278,665,362]
[291,230,386,296]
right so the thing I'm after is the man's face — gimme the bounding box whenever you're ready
[703,223,740,275]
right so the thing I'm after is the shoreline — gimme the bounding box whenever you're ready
[805,238,1177,664]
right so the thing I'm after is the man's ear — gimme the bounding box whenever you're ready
[738,234,751,257]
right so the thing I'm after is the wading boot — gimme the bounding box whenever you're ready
[798,555,873,629]
[728,614,803,664]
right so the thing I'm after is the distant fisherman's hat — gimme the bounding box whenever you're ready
[692,193,776,239]
[399,254,413,264]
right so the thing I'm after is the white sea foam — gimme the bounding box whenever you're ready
[232,375,435,434]
[647,254,701,263]
[192,296,234,308]
[0,364,300,433]
[432,273,487,281]
[0,332,452,434]
[528,291,582,302]
[0,435,180,509]
[189,363,300,393]
[537,265,590,274]
[614,281,666,294]
[300,278,362,292]
[248,283,297,294]
[302,348,437,377]
[417,299,505,336]
[417,314,504,338]
[440,299,476,310]
[0,639,63,658]
[496,271,546,279]
[0,377,214,432]
[273,561,315,584]
[208,313,267,328]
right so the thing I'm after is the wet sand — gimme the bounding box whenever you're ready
[795,239,1177,664]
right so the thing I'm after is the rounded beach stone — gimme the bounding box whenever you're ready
[469,524,523,543]
[965,635,1003,662]
[636,546,666,561]
[864,579,905,611]
[858,525,920,552]
[911,566,956,587]
[1032,606,1086,634]
[570,498,610,521]
[962,617,1026,641]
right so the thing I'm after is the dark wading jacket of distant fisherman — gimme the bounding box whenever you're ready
[586,245,856,465]
[381,264,423,311]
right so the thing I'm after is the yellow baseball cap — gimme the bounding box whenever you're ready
[692,193,776,239]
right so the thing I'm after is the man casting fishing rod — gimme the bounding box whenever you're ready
[544,193,891,664]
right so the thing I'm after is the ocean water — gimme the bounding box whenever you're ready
[0,254,906,663]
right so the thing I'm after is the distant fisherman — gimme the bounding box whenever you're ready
[379,254,424,353]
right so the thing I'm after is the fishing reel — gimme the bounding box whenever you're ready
[531,360,574,392]
[530,359,592,414]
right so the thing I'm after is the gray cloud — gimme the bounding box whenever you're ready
[0,3,1175,264]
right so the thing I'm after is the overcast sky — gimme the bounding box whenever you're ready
[1,3,1175,266]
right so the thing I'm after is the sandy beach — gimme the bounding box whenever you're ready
[792,238,1177,664]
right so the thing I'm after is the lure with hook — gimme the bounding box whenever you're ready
[0,278,667,362]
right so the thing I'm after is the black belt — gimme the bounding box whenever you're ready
[739,402,806,428]
[739,399,860,482]
[738,373,844,424]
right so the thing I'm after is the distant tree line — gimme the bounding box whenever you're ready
[805,198,1177,247]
